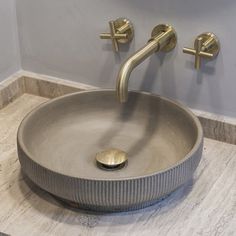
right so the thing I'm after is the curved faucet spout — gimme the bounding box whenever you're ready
[116,24,177,103]
[116,41,158,103]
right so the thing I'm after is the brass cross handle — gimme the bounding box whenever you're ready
[183,32,220,70]
[100,18,134,52]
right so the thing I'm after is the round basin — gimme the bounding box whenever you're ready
[17,90,203,212]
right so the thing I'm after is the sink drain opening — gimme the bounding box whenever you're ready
[95,148,128,171]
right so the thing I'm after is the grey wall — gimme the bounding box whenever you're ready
[16,0,236,117]
[0,0,20,81]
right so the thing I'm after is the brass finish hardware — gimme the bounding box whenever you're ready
[95,148,128,170]
[183,32,220,70]
[116,24,177,103]
[100,18,134,52]
[149,24,177,52]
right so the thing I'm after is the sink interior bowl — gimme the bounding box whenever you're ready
[17,90,203,212]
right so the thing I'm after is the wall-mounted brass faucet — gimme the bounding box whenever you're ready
[100,18,134,52]
[183,32,220,70]
[116,24,177,103]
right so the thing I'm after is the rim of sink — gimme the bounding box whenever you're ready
[17,89,203,181]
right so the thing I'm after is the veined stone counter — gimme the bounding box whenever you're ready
[0,94,236,236]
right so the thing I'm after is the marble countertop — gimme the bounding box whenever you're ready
[0,94,236,236]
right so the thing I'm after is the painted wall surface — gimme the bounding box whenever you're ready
[0,0,20,81]
[16,0,236,117]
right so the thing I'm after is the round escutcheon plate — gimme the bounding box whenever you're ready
[150,24,177,52]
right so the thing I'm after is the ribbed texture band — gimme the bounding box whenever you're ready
[18,140,203,212]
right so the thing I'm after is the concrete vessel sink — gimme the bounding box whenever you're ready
[17,90,203,212]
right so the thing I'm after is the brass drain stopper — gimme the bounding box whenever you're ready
[95,148,128,170]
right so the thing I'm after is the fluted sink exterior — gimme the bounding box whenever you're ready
[17,90,203,212]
